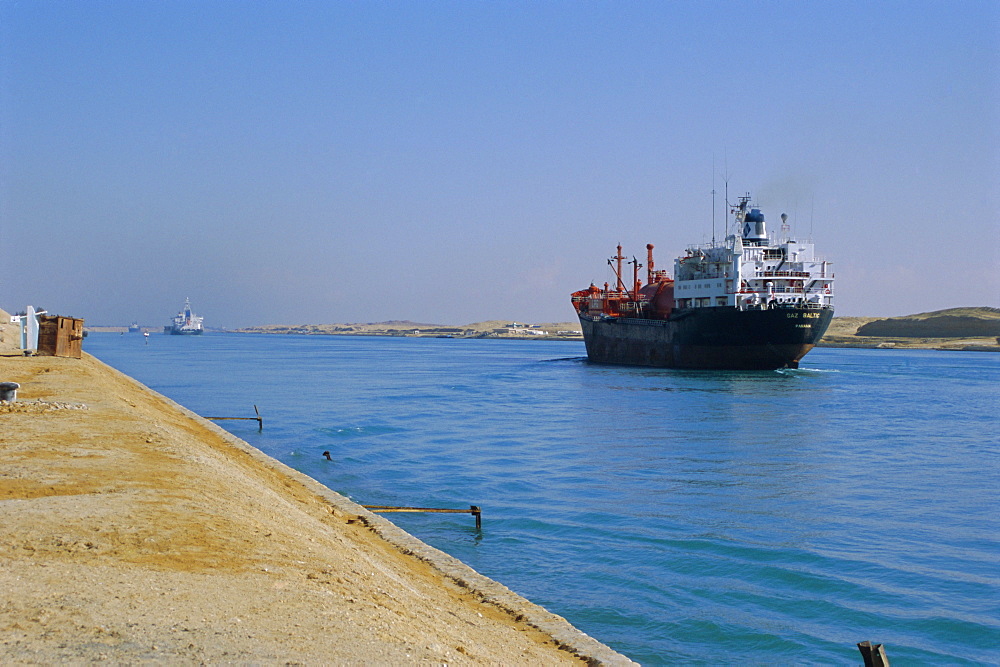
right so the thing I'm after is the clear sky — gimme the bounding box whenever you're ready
[2,0,997,327]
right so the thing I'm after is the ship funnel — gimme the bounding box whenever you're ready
[742,208,767,243]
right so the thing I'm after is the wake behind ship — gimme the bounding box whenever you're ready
[572,195,834,370]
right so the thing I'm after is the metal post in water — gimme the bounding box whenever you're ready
[206,405,263,431]
[362,504,483,530]
[857,641,889,667]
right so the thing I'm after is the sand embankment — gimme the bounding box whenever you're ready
[817,307,1000,351]
[0,352,630,664]
[0,307,20,353]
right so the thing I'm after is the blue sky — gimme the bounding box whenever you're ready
[2,0,997,327]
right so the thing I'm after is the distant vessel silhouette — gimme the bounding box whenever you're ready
[164,298,204,335]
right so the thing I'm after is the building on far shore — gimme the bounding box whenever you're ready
[493,327,547,336]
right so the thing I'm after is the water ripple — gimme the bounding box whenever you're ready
[86,334,1000,664]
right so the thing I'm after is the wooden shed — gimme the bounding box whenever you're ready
[37,315,84,358]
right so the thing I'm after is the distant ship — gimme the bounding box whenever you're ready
[128,322,141,333]
[572,194,834,370]
[164,298,204,335]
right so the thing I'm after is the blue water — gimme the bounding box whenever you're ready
[86,333,1000,664]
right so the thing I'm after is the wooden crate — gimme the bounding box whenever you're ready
[37,315,84,358]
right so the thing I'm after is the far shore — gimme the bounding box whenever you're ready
[85,310,1000,352]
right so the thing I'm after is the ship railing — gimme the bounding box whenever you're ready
[778,287,832,294]
[749,286,804,294]
[618,301,646,313]
[574,292,645,303]
[678,272,727,281]
[618,317,670,326]
[758,270,811,278]
[684,242,719,254]
[743,285,832,293]
[739,301,830,311]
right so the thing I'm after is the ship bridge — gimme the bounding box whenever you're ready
[672,199,834,311]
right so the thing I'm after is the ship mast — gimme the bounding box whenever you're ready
[711,156,716,246]
[613,245,625,294]
[629,256,642,298]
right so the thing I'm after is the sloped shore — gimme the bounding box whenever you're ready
[817,307,1000,351]
[0,353,630,665]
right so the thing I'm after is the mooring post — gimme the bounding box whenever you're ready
[0,382,19,402]
[254,404,262,431]
[857,641,889,667]
[471,505,482,531]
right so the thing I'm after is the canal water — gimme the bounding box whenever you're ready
[86,333,1000,664]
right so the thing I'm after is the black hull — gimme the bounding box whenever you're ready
[579,306,834,370]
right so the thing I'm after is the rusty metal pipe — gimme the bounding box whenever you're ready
[363,505,482,530]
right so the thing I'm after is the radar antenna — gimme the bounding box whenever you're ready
[722,152,731,236]
[810,195,815,242]
[711,155,716,246]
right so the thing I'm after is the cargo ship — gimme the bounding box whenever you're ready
[572,194,834,369]
[164,298,204,335]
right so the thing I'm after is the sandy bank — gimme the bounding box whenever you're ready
[816,309,1000,351]
[0,353,630,664]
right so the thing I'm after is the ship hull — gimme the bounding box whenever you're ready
[579,306,834,370]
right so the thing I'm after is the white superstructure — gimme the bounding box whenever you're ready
[166,298,204,334]
[672,195,834,311]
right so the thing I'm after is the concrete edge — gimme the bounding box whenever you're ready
[89,354,636,666]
